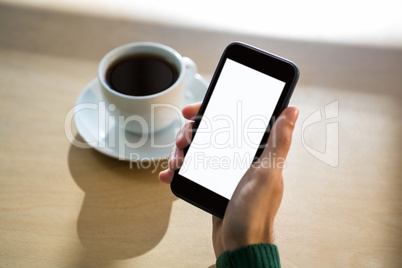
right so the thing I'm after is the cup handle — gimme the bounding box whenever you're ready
[183,57,197,81]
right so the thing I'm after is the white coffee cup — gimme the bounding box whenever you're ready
[98,42,197,134]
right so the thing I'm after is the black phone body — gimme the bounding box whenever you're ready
[171,42,299,218]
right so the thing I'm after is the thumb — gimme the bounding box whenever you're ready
[259,107,299,168]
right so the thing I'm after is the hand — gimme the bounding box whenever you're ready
[159,103,299,257]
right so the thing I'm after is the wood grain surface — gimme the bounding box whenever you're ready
[0,3,401,267]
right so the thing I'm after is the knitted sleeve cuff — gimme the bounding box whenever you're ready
[216,243,281,268]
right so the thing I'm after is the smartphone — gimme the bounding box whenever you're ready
[171,42,299,218]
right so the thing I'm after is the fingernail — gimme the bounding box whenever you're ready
[286,108,299,125]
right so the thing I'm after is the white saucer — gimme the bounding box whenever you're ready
[74,74,208,161]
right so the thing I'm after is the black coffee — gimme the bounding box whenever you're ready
[106,54,179,96]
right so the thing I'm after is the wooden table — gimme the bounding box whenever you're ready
[1,3,402,267]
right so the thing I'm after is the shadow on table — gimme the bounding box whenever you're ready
[68,135,176,267]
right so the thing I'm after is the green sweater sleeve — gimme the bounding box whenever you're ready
[216,244,281,268]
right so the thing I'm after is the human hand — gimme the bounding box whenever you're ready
[158,102,202,183]
[159,103,299,257]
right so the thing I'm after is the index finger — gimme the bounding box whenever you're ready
[182,102,202,120]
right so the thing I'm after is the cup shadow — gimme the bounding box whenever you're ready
[68,135,176,263]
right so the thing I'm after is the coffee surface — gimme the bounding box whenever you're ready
[106,54,179,96]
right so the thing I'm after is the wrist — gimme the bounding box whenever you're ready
[224,223,275,252]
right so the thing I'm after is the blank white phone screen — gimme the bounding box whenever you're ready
[179,58,285,199]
